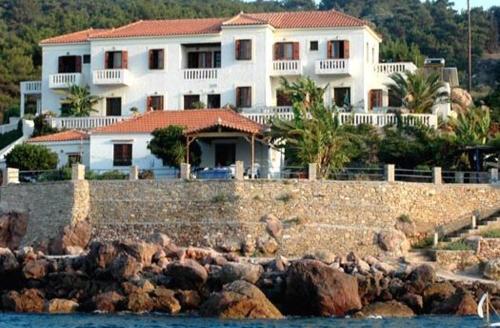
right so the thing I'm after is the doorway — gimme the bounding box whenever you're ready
[215,143,236,167]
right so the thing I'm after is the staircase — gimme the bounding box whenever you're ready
[443,210,500,243]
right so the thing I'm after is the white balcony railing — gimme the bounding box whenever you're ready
[0,118,20,135]
[374,62,418,75]
[241,107,438,128]
[271,60,302,76]
[48,116,128,130]
[20,81,42,94]
[93,69,130,85]
[49,73,82,89]
[183,68,219,80]
[315,59,350,75]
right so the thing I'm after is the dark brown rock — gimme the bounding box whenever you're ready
[175,290,201,310]
[117,241,159,266]
[430,288,478,315]
[45,298,79,313]
[94,291,125,313]
[422,281,456,308]
[86,242,117,269]
[200,280,283,319]
[0,212,28,250]
[262,214,283,240]
[127,291,155,313]
[285,259,362,316]
[2,289,45,312]
[219,262,263,284]
[399,293,423,314]
[110,254,142,281]
[408,264,436,293]
[165,259,208,290]
[357,300,415,317]
[152,287,181,314]
[22,259,49,280]
[49,220,92,255]
[0,247,19,273]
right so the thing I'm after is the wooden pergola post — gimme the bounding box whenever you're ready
[251,134,255,179]
[186,136,196,164]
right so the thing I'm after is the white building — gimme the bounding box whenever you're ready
[20,10,437,127]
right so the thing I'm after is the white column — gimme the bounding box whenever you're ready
[385,164,395,182]
[71,164,85,181]
[20,93,25,117]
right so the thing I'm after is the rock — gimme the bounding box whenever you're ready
[408,264,436,293]
[266,256,289,272]
[394,216,417,238]
[175,290,201,310]
[127,291,155,313]
[220,262,263,284]
[2,289,45,312]
[285,259,362,316]
[0,212,28,250]
[117,241,159,266]
[364,255,380,266]
[122,280,155,295]
[109,254,142,281]
[46,298,79,313]
[377,229,410,255]
[484,258,500,281]
[0,247,19,273]
[374,262,396,275]
[151,287,181,314]
[64,246,84,256]
[422,282,456,307]
[451,88,473,113]
[165,259,208,290]
[262,214,283,240]
[358,300,415,317]
[241,238,256,256]
[257,236,279,255]
[49,220,91,255]
[86,242,117,269]
[147,232,171,248]
[94,291,125,312]
[22,259,48,280]
[400,293,423,314]
[217,239,241,253]
[309,249,336,264]
[200,280,283,319]
[430,288,477,315]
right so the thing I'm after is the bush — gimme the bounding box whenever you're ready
[85,170,128,180]
[481,229,500,238]
[139,170,154,180]
[440,240,473,251]
[5,143,58,171]
[32,113,58,137]
[37,167,72,182]
[148,126,201,168]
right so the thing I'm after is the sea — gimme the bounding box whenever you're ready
[0,314,489,328]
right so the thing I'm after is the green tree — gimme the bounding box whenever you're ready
[148,126,201,167]
[60,85,101,117]
[279,77,327,111]
[6,143,58,170]
[387,71,449,114]
[380,39,424,67]
[451,107,492,146]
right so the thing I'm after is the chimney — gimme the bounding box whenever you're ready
[424,58,445,80]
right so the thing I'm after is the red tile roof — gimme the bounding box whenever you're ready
[40,11,369,44]
[40,28,111,44]
[224,10,366,28]
[28,130,89,143]
[93,109,264,135]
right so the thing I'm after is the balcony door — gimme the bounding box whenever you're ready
[274,42,299,60]
[333,87,351,108]
[187,51,221,69]
[106,97,122,116]
[58,56,82,73]
[105,51,128,69]
[327,40,350,59]
[369,89,383,111]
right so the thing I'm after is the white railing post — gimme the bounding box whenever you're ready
[308,163,317,181]
[385,164,395,182]
[490,168,498,184]
[129,165,139,181]
[180,163,191,180]
[455,171,464,183]
[235,161,244,181]
[2,168,19,185]
[433,167,442,185]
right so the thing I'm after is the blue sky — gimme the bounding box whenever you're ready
[452,0,496,11]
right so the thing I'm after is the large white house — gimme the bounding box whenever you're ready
[15,10,450,174]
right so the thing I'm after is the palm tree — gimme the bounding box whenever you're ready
[279,77,327,111]
[387,71,448,114]
[60,85,101,117]
[451,107,492,146]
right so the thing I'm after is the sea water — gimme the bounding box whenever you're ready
[0,313,487,328]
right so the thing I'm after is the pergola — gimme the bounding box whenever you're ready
[184,117,268,173]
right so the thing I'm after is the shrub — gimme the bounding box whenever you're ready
[441,240,473,251]
[139,170,155,180]
[86,170,128,180]
[148,126,201,168]
[412,235,434,249]
[481,229,500,238]
[398,214,412,224]
[5,143,58,171]
[37,167,72,182]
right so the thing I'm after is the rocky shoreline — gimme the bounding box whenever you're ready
[0,231,498,318]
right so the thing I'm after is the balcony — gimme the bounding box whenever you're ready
[93,69,130,85]
[47,116,128,130]
[49,73,82,89]
[315,59,350,75]
[20,81,42,94]
[183,68,219,80]
[374,62,418,75]
[271,60,302,76]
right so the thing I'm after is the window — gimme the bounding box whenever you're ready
[215,144,236,167]
[369,89,383,110]
[276,90,292,106]
[187,51,220,69]
[60,103,72,116]
[184,95,200,109]
[327,40,350,59]
[214,51,221,68]
[236,87,252,108]
[333,87,351,108]
[105,51,127,69]
[207,94,221,108]
[58,56,82,73]
[309,41,318,51]
[106,97,122,116]
[149,49,164,69]
[147,95,164,111]
[83,54,91,64]
[388,89,403,107]
[235,39,252,60]
[274,42,299,60]
[67,153,81,166]
[113,144,132,166]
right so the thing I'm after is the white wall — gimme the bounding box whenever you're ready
[31,140,90,168]
[40,25,384,116]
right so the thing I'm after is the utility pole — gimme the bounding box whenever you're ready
[467,0,472,92]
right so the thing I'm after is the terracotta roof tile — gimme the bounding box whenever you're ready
[93,109,264,135]
[40,28,111,44]
[28,130,89,143]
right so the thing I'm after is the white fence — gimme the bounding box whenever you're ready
[183,68,219,80]
[271,60,302,75]
[374,62,418,75]
[315,59,350,75]
[0,118,20,135]
[48,116,128,130]
[241,107,438,128]
[49,73,82,89]
[20,81,42,94]
[93,69,129,85]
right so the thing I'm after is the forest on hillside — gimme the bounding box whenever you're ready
[0,0,499,117]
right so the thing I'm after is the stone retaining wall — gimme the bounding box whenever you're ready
[1,180,499,256]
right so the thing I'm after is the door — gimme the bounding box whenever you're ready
[215,144,236,167]
[333,87,351,108]
[369,89,383,111]
[207,94,221,108]
[106,97,122,116]
[184,95,200,109]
